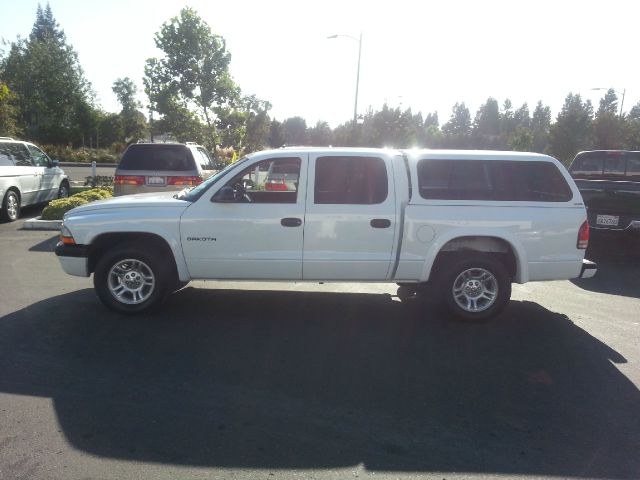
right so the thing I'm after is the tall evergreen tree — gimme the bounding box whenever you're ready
[531,101,551,152]
[1,3,94,144]
[473,98,500,148]
[625,102,640,149]
[593,89,624,149]
[548,94,593,164]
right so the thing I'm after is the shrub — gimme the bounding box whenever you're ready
[73,190,108,202]
[41,187,113,220]
[39,145,119,164]
[84,175,114,187]
[41,197,89,220]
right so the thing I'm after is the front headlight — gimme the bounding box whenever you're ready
[60,225,75,245]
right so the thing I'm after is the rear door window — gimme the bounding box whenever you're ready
[314,156,388,204]
[118,145,194,171]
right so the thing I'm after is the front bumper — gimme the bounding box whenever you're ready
[55,242,90,277]
[579,259,597,279]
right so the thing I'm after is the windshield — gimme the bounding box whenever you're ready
[181,156,250,201]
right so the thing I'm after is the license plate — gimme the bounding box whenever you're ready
[596,214,619,226]
[147,176,165,185]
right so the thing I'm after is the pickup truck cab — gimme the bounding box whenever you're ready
[55,148,596,321]
[569,150,640,232]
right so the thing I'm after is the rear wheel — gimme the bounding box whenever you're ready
[437,254,511,322]
[57,180,70,199]
[1,190,20,222]
[94,245,169,314]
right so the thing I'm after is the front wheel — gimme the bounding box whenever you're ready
[94,246,169,314]
[437,254,511,322]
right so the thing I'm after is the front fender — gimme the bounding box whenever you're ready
[64,207,190,281]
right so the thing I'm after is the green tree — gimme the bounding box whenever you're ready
[592,88,625,149]
[548,93,593,164]
[243,94,272,152]
[531,101,551,152]
[473,98,500,148]
[97,112,124,146]
[308,120,333,146]
[1,3,95,144]
[268,119,285,148]
[442,102,471,147]
[144,7,239,149]
[624,102,640,150]
[0,83,21,137]
[282,116,307,145]
[112,77,146,143]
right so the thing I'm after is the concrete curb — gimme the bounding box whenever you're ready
[23,217,62,231]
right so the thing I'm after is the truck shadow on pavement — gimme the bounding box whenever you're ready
[0,288,639,477]
[574,232,640,298]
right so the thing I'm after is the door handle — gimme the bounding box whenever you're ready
[370,218,391,228]
[281,217,302,227]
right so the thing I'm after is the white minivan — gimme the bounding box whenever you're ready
[0,137,70,221]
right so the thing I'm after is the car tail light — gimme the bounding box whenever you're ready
[114,175,144,186]
[577,220,589,249]
[167,176,203,186]
[265,180,287,191]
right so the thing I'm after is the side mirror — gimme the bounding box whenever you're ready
[50,159,59,168]
[213,185,237,203]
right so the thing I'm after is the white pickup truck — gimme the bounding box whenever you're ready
[55,148,596,321]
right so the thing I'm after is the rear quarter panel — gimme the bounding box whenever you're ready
[395,202,587,283]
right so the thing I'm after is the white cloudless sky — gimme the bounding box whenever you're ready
[1,0,638,127]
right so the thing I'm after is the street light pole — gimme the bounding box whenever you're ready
[327,33,362,126]
[353,32,362,126]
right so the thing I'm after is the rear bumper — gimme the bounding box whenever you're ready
[588,211,640,231]
[579,259,597,279]
[55,242,90,277]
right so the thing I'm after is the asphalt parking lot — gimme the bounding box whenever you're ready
[1,209,639,480]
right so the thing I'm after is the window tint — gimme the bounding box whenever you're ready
[315,156,388,204]
[570,154,603,176]
[417,159,572,202]
[570,151,640,178]
[0,144,15,166]
[628,158,640,177]
[0,143,33,166]
[118,145,194,171]
[26,144,50,167]
[228,157,301,203]
[195,147,213,169]
[603,156,626,175]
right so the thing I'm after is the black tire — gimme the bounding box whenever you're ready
[93,244,170,314]
[58,180,70,199]
[436,253,511,322]
[1,190,20,222]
